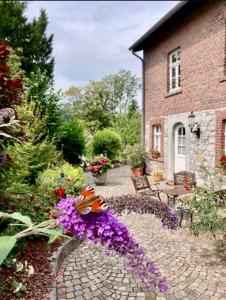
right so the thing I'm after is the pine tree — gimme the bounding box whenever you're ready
[0,0,54,79]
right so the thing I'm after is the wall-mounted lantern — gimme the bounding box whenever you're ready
[188,111,201,139]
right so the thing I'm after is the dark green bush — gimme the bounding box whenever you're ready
[92,129,122,160]
[57,118,86,164]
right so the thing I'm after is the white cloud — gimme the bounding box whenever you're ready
[25,0,179,97]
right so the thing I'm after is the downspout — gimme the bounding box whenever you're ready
[132,51,145,145]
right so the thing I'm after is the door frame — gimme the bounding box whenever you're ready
[174,124,186,172]
[166,114,191,180]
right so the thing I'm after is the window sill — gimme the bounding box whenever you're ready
[165,89,182,98]
[220,75,226,83]
[150,157,164,163]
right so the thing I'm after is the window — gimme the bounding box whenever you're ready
[169,49,181,92]
[153,125,161,152]
[177,126,186,155]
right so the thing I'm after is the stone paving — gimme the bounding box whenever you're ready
[56,166,226,300]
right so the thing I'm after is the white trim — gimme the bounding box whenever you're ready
[153,125,161,152]
[169,49,181,92]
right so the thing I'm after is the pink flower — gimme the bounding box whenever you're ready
[86,166,94,172]
[99,159,106,165]
[94,166,100,171]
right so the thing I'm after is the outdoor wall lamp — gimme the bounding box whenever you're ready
[188,111,201,139]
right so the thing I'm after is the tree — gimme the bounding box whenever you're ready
[56,118,86,164]
[63,70,141,133]
[26,69,61,140]
[0,0,54,79]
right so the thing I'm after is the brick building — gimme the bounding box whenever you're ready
[129,0,226,183]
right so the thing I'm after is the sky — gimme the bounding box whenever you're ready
[26,1,179,92]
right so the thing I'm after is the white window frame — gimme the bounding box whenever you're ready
[153,125,161,152]
[169,49,181,92]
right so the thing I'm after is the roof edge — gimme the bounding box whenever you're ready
[129,1,189,52]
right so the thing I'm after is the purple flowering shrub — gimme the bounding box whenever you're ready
[57,195,179,293]
[106,194,178,230]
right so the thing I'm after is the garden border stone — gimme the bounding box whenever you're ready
[49,237,82,300]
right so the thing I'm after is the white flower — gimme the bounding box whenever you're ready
[16,262,24,272]
[13,283,24,293]
[27,265,34,276]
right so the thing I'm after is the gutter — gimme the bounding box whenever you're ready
[132,51,145,145]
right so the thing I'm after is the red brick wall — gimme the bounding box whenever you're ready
[215,110,226,163]
[149,118,164,162]
[144,0,226,122]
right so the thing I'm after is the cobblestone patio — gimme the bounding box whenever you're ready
[56,166,226,300]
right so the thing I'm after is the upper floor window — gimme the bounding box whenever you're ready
[153,125,161,152]
[169,49,181,92]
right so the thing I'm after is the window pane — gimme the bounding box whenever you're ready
[171,53,177,63]
[172,78,176,89]
[177,51,181,61]
[171,67,176,78]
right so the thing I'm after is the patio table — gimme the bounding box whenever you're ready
[162,186,193,209]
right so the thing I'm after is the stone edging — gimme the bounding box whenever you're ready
[50,238,82,300]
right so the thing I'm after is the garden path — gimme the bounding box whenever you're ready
[55,166,226,300]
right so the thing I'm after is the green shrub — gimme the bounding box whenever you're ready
[92,129,122,160]
[122,144,147,168]
[37,162,85,196]
[5,140,63,185]
[57,118,86,164]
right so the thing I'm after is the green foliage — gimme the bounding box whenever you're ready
[26,69,61,140]
[114,111,141,146]
[122,144,147,168]
[0,0,54,79]
[5,139,62,185]
[56,118,86,164]
[92,129,122,160]
[0,212,64,266]
[186,167,226,238]
[63,69,141,133]
[37,162,85,196]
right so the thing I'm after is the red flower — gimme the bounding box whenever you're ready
[94,166,100,171]
[99,159,106,165]
[54,188,66,198]
[86,166,94,172]
[0,42,9,60]
[6,77,23,90]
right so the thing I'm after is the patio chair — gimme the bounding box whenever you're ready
[173,171,196,188]
[131,175,162,201]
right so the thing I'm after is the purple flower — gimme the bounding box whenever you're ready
[56,196,177,293]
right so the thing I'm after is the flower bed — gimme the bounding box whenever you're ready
[0,237,64,300]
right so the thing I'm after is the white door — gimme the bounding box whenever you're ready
[174,125,186,172]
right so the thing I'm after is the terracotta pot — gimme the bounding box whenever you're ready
[152,153,160,159]
[131,167,144,177]
[153,174,163,182]
[93,172,107,185]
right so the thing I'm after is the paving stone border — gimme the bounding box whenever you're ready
[50,238,82,300]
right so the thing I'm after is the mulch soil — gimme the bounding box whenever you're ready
[0,237,64,300]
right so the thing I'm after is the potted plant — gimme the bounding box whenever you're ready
[153,170,163,182]
[86,155,111,185]
[123,144,147,176]
[151,149,161,159]
[218,154,226,174]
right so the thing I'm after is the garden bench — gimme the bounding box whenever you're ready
[131,175,162,201]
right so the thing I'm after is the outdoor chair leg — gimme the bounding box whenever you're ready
[190,211,193,225]
[157,192,162,201]
[179,209,183,227]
